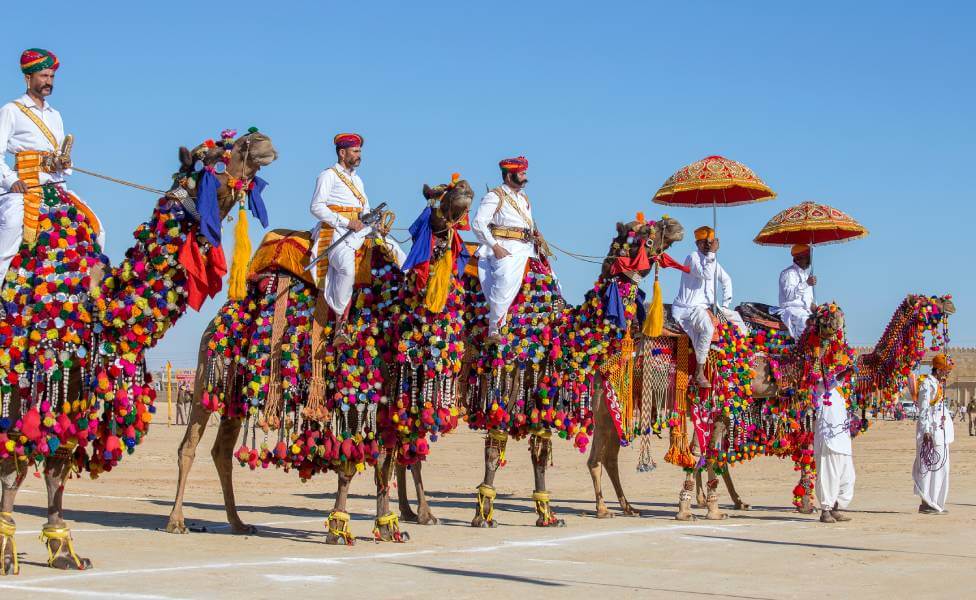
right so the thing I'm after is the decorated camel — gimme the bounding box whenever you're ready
[583,293,953,520]
[460,214,685,528]
[0,129,277,574]
[166,175,474,543]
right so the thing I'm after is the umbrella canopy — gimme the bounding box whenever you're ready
[653,155,776,208]
[754,200,868,246]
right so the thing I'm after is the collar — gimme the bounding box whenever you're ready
[500,183,524,200]
[18,93,52,112]
[333,162,356,177]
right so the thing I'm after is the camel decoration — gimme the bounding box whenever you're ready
[0,130,278,574]
[458,214,685,528]
[584,293,953,520]
[166,176,474,544]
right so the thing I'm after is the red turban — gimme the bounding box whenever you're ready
[499,156,528,173]
[333,133,363,149]
[20,48,59,75]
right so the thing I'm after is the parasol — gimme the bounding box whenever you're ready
[653,155,776,308]
[754,200,868,300]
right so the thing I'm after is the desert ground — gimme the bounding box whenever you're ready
[1,417,973,599]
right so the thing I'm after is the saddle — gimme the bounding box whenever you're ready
[734,302,787,332]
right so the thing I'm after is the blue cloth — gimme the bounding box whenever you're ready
[401,207,433,273]
[196,170,222,246]
[247,176,269,228]
[603,282,647,329]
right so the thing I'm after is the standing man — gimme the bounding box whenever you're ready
[472,156,544,342]
[671,226,747,387]
[967,396,976,436]
[813,364,856,523]
[0,48,103,284]
[774,243,816,340]
[913,354,954,514]
[310,133,370,341]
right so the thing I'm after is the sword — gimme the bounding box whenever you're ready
[305,202,389,272]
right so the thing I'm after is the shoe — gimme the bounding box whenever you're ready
[830,510,851,522]
[819,510,836,523]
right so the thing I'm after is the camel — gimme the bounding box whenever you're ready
[166,176,474,544]
[0,130,277,574]
[461,215,685,528]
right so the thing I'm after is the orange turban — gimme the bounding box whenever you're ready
[791,243,811,257]
[333,133,363,149]
[694,226,714,242]
[932,354,953,372]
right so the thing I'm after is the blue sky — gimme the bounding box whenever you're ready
[5,1,973,368]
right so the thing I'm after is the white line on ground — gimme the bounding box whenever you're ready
[0,582,185,600]
[264,574,337,583]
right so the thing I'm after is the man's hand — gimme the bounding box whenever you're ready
[807,275,818,286]
[9,179,28,194]
[346,219,365,232]
[923,432,933,443]
[492,244,511,259]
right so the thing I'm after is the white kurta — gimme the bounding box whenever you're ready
[913,375,953,512]
[671,250,747,364]
[0,94,101,281]
[813,379,855,510]
[471,184,536,335]
[773,262,814,339]
[309,163,370,317]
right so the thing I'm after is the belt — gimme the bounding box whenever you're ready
[315,205,364,280]
[489,224,532,242]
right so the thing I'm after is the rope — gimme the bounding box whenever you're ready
[72,166,169,196]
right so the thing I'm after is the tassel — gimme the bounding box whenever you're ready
[423,249,453,313]
[228,204,251,301]
[643,264,664,337]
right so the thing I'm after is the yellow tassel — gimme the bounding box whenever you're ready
[423,249,453,313]
[643,265,664,337]
[228,205,251,301]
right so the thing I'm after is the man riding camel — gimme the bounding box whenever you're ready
[0,48,103,285]
[310,133,371,343]
[774,243,817,340]
[472,155,549,343]
[671,226,747,387]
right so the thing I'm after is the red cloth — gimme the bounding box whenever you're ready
[179,236,227,310]
[499,156,528,172]
[654,252,690,273]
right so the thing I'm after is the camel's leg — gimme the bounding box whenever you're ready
[676,472,697,521]
[326,468,356,545]
[410,461,438,525]
[530,431,564,528]
[165,398,215,534]
[40,456,92,570]
[212,417,253,533]
[705,465,729,520]
[604,446,641,517]
[723,469,750,510]
[1,458,28,576]
[396,464,418,522]
[471,430,506,528]
[694,469,706,507]
[373,453,408,542]
[586,442,610,519]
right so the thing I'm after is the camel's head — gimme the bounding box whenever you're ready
[931,294,956,317]
[423,175,474,238]
[600,213,666,282]
[175,129,279,218]
[809,302,847,345]
[647,215,685,256]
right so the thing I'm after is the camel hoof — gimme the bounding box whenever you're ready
[471,517,497,528]
[733,501,751,511]
[399,510,419,523]
[705,512,728,521]
[796,507,815,515]
[164,520,188,535]
[675,512,697,522]
[230,524,257,535]
[595,509,614,519]
[536,517,566,528]
[50,555,93,571]
[620,506,642,517]
[415,513,438,526]
[325,534,354,546]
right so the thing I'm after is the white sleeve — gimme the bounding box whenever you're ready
[472,191,499,248]
[687,251,715,281]
[309,170,348,228]
[918,379,937,435]
[780,268,807,308]
[717,263,733,308]
[0,106,17,188]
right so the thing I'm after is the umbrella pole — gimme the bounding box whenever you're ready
[809,233,816,306]
[712,200,719,313]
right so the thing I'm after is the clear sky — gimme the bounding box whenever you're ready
[5,1,973,369]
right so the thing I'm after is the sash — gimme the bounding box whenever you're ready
[316,205,362,282]
[330,166,366,208]
[492,186,533,229]
[13,101,58,150]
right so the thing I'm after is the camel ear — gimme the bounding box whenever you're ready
[422,184,435,200]
[179,147,193,170]
[616,221,627,236]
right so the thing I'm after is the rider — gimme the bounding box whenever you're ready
[671,226,747,387]
[0,48,103,284]
[310,133,370,342]
[471,156,547,343]
[774,243,817,340]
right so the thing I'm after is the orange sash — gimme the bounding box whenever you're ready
[316,205,362,282]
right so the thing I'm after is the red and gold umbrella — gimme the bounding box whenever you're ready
[653,154,776,212]
[753,200,868,247]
